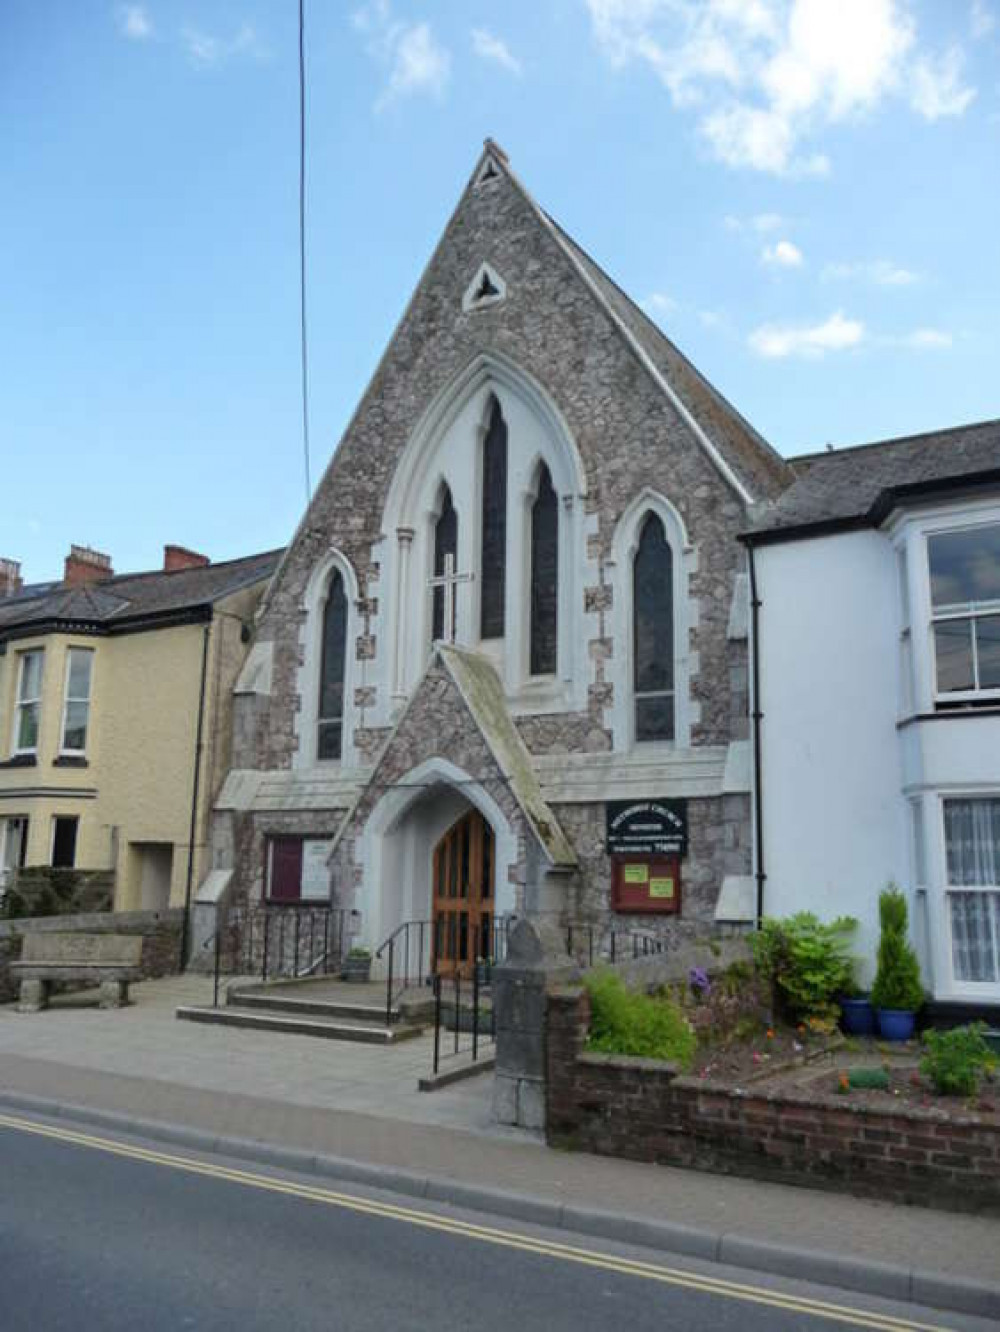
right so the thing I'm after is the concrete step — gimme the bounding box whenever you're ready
[229,991,401,1024]
[175,1005,425,1045]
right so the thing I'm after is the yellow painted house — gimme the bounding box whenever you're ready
[0,544,280,917]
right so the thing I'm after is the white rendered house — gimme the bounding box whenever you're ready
[746,420,1000,1014]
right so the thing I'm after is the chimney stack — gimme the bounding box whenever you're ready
[0,558,22,598]
[64,545,113,587]
[163,545,210,573]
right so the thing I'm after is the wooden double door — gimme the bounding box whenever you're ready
[432,809,495,977]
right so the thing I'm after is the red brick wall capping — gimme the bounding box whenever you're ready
[546,986,1000,1215]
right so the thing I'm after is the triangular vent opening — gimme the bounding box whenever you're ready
[462,263,507,313]
[475,157,501,187]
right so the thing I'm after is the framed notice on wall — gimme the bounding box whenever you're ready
[611,855,681,914]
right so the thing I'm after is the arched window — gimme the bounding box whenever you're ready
[318,570,348,760]
[480,396,507,639]
[432,485,458,642]
[633,513,674,742]
[530,463,559,675]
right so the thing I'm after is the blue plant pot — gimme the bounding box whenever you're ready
[839,997,875,1036]
[877,1008,916,1041]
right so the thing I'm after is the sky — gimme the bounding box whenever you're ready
[3,0,999,582]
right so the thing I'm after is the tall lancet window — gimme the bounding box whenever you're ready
[318,570,348,760]
[530,464,559,675]
[480,396,507,639]
[633,513,674,742]
[432,485,458,642]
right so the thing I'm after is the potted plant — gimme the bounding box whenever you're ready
[341,947,372,983]
[838,980,876,1037]
[870,884,924,1040]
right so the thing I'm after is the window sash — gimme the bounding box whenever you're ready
[14,652,43,754]
[60,649,93,753]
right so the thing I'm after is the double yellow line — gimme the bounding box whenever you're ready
[0,1111,952,1332]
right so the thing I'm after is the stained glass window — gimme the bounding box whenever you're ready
[480,397,507,639]
[318,570,348,760]
[433,485,458,642]
[633,513,674,742]
[530,464,559,674]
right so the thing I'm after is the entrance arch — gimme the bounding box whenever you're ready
[353,757,518,957]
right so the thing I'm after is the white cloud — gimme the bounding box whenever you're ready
[761,238,804,267]
[749,309,865,358]
[354,2,450,107]
[181,23,267,68]
[586,0,976,175]
[909,47,976,120]
[823,258,920,286]
[971,1,996,39]
[117,5,152,41]
[471,28,521,76]
[642,291,679,317]
[725,211,785,233]
[903,327,953,349]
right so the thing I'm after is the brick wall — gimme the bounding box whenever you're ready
[546,986,1000,1215]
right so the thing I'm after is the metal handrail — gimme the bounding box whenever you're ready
[376,918,433,1028]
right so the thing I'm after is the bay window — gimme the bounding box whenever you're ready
[61,648,94,754]
[929,523,1000,701]
[13,650,43,755]
[944,797,1000,984]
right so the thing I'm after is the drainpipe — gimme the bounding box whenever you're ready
[746,540,766,926]
[180,619,211,968]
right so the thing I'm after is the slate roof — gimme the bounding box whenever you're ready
[746,418,1000,542]
[0,549,282,635]
[548,220,793,503]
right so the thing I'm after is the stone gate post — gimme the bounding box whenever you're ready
[491,917,579,1130]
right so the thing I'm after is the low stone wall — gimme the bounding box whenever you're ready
[546,985,1000,1215]
[0,909,184,1002]
[2,868,114,919]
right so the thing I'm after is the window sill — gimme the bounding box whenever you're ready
[898,705,1000,728]
[54,755,89,768]
[0,754,37,768]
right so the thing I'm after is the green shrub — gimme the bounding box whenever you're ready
[751,912,857,1022]
[920,1023,997,1096]
[585,971,696,1068]
[870,885,924,1013]
[346,947,372,960]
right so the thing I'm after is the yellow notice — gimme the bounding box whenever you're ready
[623,864,649,884]
[649,877,675,899]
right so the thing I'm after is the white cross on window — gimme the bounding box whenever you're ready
[428,552,474,645]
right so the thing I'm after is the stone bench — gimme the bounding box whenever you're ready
[10,932,143,1012]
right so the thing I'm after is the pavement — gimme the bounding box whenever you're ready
[1,975,999,1322]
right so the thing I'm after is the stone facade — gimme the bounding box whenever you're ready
[217,144,783,948]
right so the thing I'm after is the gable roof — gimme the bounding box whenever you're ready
[745,418,1000,543]
[546,219,792,502]
[438,644,576,868]
[260,142,788,610]
[0,549,282,636]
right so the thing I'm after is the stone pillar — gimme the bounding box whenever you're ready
[393,528,414,704]
[17,978,48,1013]
[98,978,128,1009]
[492,918,579,1131]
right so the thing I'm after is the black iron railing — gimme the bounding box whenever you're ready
[431,966,496,1077]
[376,917,512,1028]
[210,903,350,1007]
[565,924,668,969]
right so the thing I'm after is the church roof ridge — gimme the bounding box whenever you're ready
[488,149,788,505]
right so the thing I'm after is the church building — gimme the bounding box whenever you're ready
[212,141,794,971]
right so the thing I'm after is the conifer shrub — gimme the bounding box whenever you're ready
[870,885,924,1013]
[584,970,696,1068]
[751,912,857,1022]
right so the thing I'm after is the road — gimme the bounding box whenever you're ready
[0,1112,987,1332]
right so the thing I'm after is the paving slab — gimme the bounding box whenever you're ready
[1,975,999,1295]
